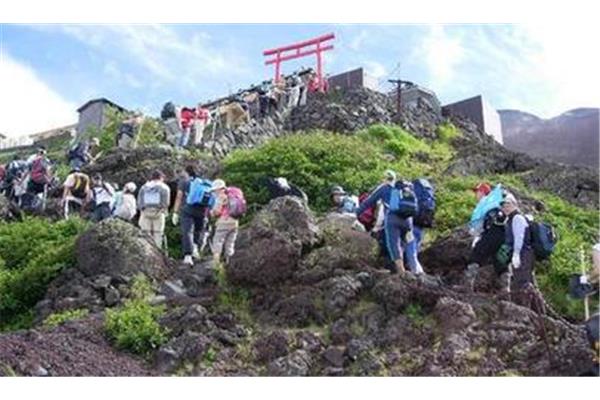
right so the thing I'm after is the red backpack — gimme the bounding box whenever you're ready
[226,186,247,219]
[0,164,5,182]
[357,192,376,231]
[30,157,50,184]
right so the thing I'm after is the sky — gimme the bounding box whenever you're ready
[1,23,599,137]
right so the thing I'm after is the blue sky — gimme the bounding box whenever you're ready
[1,23,598,137]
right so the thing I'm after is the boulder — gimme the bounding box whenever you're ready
[75,219,168,281]
[253,331,291,363]
[227,196,321,287]
[433,297,477,332]
[267,350,313,376]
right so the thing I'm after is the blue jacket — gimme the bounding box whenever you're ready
[355,183,394,217]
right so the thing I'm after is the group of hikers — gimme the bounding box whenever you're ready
[117,68,327,152]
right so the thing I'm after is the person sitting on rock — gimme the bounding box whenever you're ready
[138,170,171,249]
[61,168,91,220]
[90,174,115,222]
[172,165,213,266]
[265,177,308,203]
[112,182,137,222]
[463,182,507,292]
[209,179,241,265]
[355,170,416,275]
[330,185,358,214]
[499,192,541,309]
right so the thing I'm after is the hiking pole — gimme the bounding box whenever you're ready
[580,246,591,320]
[42,184,48,212]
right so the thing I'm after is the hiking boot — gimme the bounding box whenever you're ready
[192,245,200,260]
[183,255,194,266]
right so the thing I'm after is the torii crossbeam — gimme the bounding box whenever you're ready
[263,33,335,92]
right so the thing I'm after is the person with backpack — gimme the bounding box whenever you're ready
[461,183,508,292]
[68,138,100,170]
[172,165,213,265]
[112,182,138,222]
[498,192,539,307]
[161,101,183,147]
[355,170,417,275]
[62,168,91,219]
[90,174,115,222]
[210,179,246,264]
[138,170,171,248]
[178,107,196,149]
[403,178,436,275]
[265,177,309,203]
[117,113,143,150]
[22,148,53,210]
[330,186,359,214]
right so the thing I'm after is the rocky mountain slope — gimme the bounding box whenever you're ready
[0,88,598,376]
[500,108,600,169]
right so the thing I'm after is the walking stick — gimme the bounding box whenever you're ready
[580,246,591,320]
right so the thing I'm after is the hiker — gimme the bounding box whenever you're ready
[210,179,246,264]
[90,174,115,222]
[355,170,417,275]
[161,101,183,146]
[330,186,358,214]
[287,74,302,108]
[463,183,508,292]
[498,192,539,308]
[191,105,211,146]
[112,182,138,222]
[265,177,308,203]
[177,107,196,149]
[172,165,213,265]
[62,168,91,219]
[68,138,100,170]
[24,147,52,210]
[138,170,171,248]
[117,113,143,150]
[3,155,27,199]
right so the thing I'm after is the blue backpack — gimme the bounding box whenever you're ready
[389,182,418,218]
[186,178,212,207]
[412,178,436,227]
[529,221,557,260]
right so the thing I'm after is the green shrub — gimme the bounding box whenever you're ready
[104,275,168,355]
[222,132,388,212]
[43,308,89,329]
[0,217,90,330]
[436,122,461,143]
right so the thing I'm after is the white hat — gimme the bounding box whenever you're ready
[210,179,226,191]
[275,177,290,190]
[124,182,137,192]
[90,137,100,146]
[383,169,397,181]
[501,192,518,206]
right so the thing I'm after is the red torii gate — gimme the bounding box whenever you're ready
[263,33,335,92]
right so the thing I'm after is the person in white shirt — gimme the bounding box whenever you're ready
[90,173,115,222]
[112,182,138,222]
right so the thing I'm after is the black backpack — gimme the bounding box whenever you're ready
[529,221,557,260]
[161,102,176,120]
[118,122,136,139]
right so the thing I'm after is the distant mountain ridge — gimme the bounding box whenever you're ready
[499,107,600,169]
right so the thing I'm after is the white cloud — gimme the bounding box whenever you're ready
[349,30,369,51]
[364,60,387,79]
[0,52,77,138]
[418,25,465,89]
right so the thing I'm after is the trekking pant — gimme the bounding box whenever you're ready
[510,248,535,293]
[383,213,410,263]
[139,208,166,248]
[212,220,239,260]
[117,133,136,149]
[69,157,86,171]
[288,86,301,108]
[177,127,191,149]
[469,225,505,267]
[164,118,181,146]
[181,212,207,256]
[93,202,112,222]
[404,226,425,274]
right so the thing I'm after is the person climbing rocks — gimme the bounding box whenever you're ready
[24,147,52,210]
[61,168,91,220]
[112,182,138,222]
[355,169,417,275]
[178,107,196,149]
[330,185,358,214]
[265,177,308,203]
[210,179,245,265]
[138,170,171,249]
[90,174,115,222]
[463,182,508,292]
[161,101,183,147]
[172,165,213,266]
[67,137,100,170]
[117,113,144,150]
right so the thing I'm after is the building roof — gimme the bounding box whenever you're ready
[28,124,77,140]
[443,95,483,108]
[77,98,127,113]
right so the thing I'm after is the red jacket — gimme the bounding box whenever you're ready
[180,108,196,130]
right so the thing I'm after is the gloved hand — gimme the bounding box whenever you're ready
[511,253,521,269]
[471,236,481,249]
[171,213,179,226]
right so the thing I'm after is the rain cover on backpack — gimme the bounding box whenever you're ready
[470,184,503,230]
[186,178,212,207]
